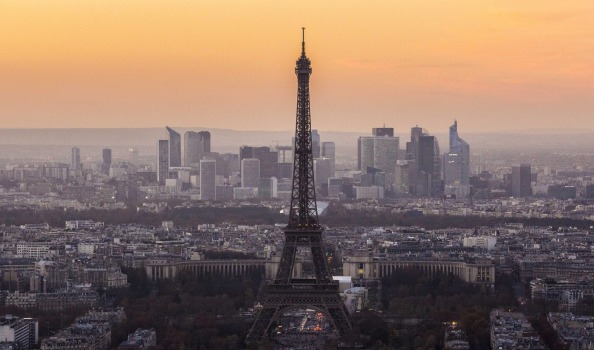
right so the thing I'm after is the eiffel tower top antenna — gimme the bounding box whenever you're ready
[301,27,306,56]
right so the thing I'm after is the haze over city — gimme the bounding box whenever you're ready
[2,1,594,132]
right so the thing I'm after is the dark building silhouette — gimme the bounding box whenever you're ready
[417,135,441,196]
[444,121,471,198]
[166,126,181,168]
[548,185,576,199]
[184,131,210,167]
[101,148,112,175]
[156,140,169,185]
[512,164,532,197]
[239,146,278,178]
[311,129,320,158]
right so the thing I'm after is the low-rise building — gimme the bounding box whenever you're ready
[118,328,157,349]
[490,310,545,350]
[547,312,594,350]
[0,315,38,350]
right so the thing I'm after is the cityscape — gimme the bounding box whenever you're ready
[2,1,594,350]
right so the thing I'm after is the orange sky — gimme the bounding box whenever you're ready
[1,1,594,133]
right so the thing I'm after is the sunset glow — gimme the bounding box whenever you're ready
[1,0,594,132]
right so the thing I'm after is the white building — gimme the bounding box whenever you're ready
[463,236,497,250]
[0,315,38,350]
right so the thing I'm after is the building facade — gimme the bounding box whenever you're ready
[199,159,216,201]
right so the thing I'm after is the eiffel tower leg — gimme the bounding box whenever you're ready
[326,304,352,337]
[246,306,278,343]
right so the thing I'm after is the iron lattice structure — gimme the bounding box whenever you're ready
[246,29,352,344]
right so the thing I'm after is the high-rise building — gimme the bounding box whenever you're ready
[373,137,399,174]
[239,146,278,178]
[258,177,278,199]
[128,148,139,164]
[184,131,211,167]
[199,159,216,201]
[101,148,112,175]
[444,121,471,198]
[512,164,532,197]
[321,142,335,177]
[372,127,394,137]
[166,126,181,168]
[417,135,441,196]
[70,147,80,170]
[403,126,441,196]
[406,126,425,161]
[357,134,399,174]
[358,137,375,172]
[314,158,332,190]
[311,129,321,159]
[157,140,169,185]
[241,158,260,188]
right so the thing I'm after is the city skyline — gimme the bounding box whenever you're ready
[2,1,594,133]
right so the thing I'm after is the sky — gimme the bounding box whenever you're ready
[1,0,594,133]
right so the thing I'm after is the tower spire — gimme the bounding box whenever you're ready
[301,27,306,57]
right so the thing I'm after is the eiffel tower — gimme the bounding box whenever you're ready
[246,28,352,344]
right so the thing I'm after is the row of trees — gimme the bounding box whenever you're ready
[0,206,286,228]
[111,267,262,349]
[2,204,593,229]
[356,270,518,349]
[323,203,594,230]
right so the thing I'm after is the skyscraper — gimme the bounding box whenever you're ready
[184,131,211,167]
[102,148,112,175]
[444,121,471,198]
[357,133,399,174]
[314,158,332,190]
[321,141,335,177]
[71,147,80,170]
[512,164,532,197]
[166,126,181,168]
[239,146,278,178]
[311,129,320,159]
[406,126,424,161]
[199,159,216,201]
[128,148,139,164]
[417,135,441,196]
[358,136,375,172]
[241,158,260,188]
[157,140,169,185]
[373,136,399,174]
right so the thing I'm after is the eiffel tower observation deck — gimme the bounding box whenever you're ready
[246,28,353,345]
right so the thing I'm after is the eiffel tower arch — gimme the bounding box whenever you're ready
[246,28,352,344]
